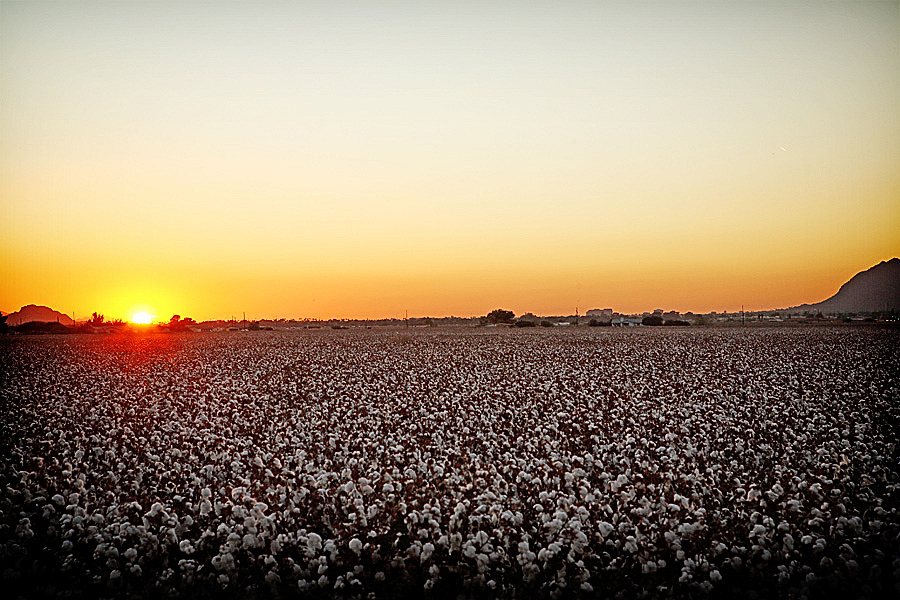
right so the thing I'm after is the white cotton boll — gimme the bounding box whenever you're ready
[180,540,194,554]
[383,483,395,493]
[598,521,614,538]
[149,502,163,517]
[710,570,722,582]
[349,538,363,554]
[307,533,323,552]
[421,542,435,561]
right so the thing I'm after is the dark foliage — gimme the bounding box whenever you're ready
[12,321,70,334]
[485,309,516,324]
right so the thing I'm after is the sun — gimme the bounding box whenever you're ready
[132,312,155,324]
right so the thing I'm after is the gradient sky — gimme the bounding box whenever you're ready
[2,1,898,321]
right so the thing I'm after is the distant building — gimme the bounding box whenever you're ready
[612,317,642,327]
[587,308,613,318]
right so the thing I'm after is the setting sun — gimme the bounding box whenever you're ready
[131,312,154,324]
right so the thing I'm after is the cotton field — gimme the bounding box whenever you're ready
[1,327,898,599]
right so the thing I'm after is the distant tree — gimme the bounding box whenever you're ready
[0,313,8,334]
[167,315,195,332]
[663,319,690,326]
[642,315,664,326]
[89,312,105,326]
[514,319,536,327]
[540,320,553,328]
[485,309,515,324]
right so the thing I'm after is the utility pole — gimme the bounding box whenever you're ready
[575,306,579,327]
[405,309,409,329]
[741,305,744,324]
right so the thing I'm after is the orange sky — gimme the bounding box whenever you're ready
[2,2,898,321]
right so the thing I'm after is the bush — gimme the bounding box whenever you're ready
[588,319,612,327]
[514,320,536,327]
[540,320,553,327]
[13,321,71,335]
[642,315,664,326]
[485,309,516,324]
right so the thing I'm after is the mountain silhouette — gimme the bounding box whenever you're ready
[5,304,75,327]
[791,258,900,313]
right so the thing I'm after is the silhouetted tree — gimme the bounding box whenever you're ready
[642,315,664,326]
[0,313,8,334]
[167,315,195,332]
[485,309,515,324]
[89,312,105,326]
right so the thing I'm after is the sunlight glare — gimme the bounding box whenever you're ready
[132,312,154,324]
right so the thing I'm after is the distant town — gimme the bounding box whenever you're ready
[1,304,897,336]
[2,258,897,334]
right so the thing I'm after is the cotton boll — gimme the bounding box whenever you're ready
[598,521,614,538]
[421,542,435,561]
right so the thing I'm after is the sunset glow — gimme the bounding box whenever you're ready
[1,2,897,320]
[131,312,154,325]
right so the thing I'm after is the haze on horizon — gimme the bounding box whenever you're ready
[2,1,898,322]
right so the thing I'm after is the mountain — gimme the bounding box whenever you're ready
[791,258,900,313]
[5,304,74,327]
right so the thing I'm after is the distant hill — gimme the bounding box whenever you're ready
[5,304,74,327]
[790,258,900,313]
